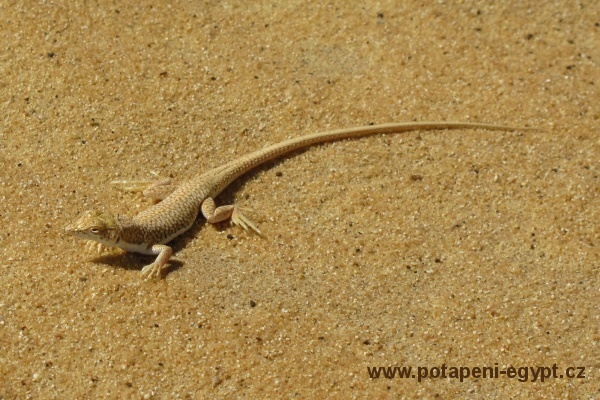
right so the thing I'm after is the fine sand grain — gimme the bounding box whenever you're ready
[0,1,597,398]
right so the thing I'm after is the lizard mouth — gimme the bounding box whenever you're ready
[64,227,86,239]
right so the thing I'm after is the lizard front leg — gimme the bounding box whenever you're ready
[201,197,261,235]
[141,244,173,280]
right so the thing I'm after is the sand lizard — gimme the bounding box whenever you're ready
[65,121,534,279]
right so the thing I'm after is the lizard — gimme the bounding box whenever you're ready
[65,121,536,279]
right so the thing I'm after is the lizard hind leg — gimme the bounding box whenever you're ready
[112,178,177,201]
[201,197,262,235]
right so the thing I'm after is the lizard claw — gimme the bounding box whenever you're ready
[141,262,163,280]
[85,240,106,254]
[231,206,262,235]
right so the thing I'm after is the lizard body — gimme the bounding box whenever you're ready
[66,121,534,279]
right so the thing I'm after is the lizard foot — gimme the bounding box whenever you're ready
[141,262,164,280]
[231,206,262,235]
[85,240,107,254]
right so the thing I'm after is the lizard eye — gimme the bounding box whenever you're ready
[91,228,100,234]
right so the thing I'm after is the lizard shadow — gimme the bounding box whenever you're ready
[88,217,230,277]
[91,252,184,275]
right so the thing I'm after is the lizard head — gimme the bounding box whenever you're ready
[65,210,120,245]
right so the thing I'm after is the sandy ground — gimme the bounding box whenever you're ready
[0,1,598,398]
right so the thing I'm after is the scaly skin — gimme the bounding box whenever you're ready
[65,121,537,279]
